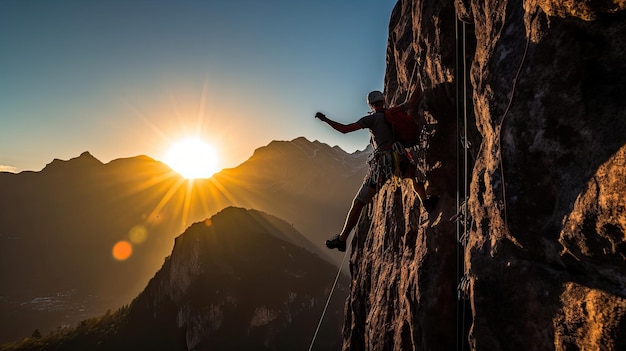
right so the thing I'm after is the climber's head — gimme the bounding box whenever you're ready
[367,90,385,111]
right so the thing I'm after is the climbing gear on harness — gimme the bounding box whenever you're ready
[325,234,346,252]
[368,148,391,189]
[368,141,414,192]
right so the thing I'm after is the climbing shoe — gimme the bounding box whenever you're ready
[423,195,439,213]
[326,235,346,252]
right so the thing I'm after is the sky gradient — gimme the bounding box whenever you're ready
[1,0,397,173]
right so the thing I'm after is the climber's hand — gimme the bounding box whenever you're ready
[315,112,327,121]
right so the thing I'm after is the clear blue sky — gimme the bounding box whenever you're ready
[0,0,397,173]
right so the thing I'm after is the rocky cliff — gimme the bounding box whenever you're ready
[123,207,347,350]
[342,0,626,350]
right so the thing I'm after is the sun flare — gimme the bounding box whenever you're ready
[164,138,220,179]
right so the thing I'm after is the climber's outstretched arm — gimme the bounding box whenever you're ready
[315,112,362,134]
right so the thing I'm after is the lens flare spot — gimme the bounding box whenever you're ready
[112,241,133,261]
[129,225,148,244]
[204,219,212,227]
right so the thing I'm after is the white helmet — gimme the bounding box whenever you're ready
[367,90,384,105]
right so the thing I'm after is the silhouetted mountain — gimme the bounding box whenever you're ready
[214,137,370,251]
[0,138,367,342]
[41,152,104,174]
[0,207,348,351]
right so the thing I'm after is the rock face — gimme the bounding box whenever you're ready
[342,0,626,350]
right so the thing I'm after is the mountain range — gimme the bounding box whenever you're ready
[0,137,368,343]
[1,207,348,350]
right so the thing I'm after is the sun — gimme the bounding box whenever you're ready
[164,138,220,179]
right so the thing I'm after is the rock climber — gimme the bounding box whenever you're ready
[315,90,438,252]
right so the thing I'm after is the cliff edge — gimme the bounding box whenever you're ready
[342,0,626,350]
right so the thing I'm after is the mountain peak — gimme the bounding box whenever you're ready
[126,207,346,350]
[255,137,353,160]
[79,151,94,158]
[42,151,103,173]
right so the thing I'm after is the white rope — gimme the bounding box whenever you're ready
[455,9,470,351]
[454,9,463,351]
[497,20,532,232]
[457,17,469,351]
[308,241,351,351]
[395,55,421,107]
[405,58,419,104]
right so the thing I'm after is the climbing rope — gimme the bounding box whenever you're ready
[404,58,420,104]
[497,27,531,232]
[308,184,379,350]
[452,9,534,351]
[453,9,471,351]
[308,238,351,351]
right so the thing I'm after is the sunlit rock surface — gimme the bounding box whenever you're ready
[341,0,626,350]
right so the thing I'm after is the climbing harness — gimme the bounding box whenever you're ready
[367,142,411,192]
